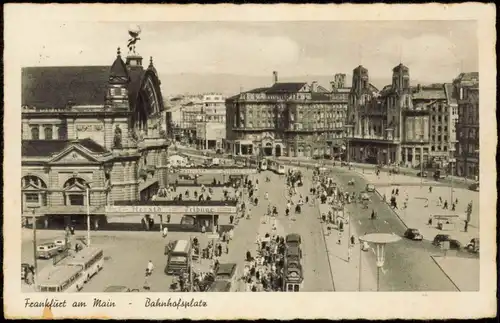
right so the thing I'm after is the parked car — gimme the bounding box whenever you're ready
[432,234,451,246]
[466,238,480,253]
[432,234,461,249]
[433,170,446,181]
[416,171,428,177]
[404,228,423,241]
[103,286,140,292]
[365,183,375,192]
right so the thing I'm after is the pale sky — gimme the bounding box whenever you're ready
[14,20,477,83]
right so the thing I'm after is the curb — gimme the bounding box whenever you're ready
[430,255,461,291]
[373,188,408,229]
[315,200,337,292]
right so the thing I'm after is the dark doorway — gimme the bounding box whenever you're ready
[263,143,273,156]
[275,144,282,157]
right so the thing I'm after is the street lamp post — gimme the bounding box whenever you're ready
[30,207,40,290]
[420,139,424,188]
[359,233,401,292]
[86,187,91,246]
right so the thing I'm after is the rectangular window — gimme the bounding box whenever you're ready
[25,193,39,203]
[69,195,84,206]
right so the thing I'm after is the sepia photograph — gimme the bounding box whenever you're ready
[3,3,497,320]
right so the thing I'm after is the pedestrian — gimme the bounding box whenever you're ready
[464,220,469,232]
[395,188,399,196]
[337,231,342,245]
[265,192,269,200]
[391,188,395,195]
[229,215,234,225]
[424,198,429,208]
[217,243,222,257]
[451,203,456,211]
[144,260,154,290]
[350,235,356,246]
[347,246,352,262]
[443,200,448,210]
[162,226,168,238]
[429,186,433,193]
[428,215,433,226]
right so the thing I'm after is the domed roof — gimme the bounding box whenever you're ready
[353,65,368,73]
[393,63,409,72]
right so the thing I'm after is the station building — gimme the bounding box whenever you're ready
[21,46,170,229]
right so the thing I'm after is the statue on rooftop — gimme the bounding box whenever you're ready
[127,25,141,54]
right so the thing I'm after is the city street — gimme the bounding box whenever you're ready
[328,167,463,291]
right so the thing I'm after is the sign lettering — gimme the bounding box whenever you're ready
[105,205,237,215]
[177,168,257,175]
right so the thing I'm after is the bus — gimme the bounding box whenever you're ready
[165,239,192,275]
[37,265,86,292]
[259,158,268,171]
[283,261,303,292]
[58,247,104,283]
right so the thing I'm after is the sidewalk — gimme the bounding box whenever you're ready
[277,157,474,185]
[375,185,479,245]
[317,202,377,291]
[431,255,479,291]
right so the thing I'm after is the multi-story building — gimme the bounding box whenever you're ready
[179,96,203,144]
[454,72,479,180]
[21,45,169,229]
[226,71,349,157]
[346,64,459,168]
[196,93,226,151]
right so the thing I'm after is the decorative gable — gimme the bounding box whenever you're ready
[49,145,99,164]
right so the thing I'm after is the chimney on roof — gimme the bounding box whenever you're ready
[273,71,278,84]
[311,81,318,92]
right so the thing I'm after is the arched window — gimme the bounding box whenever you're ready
[63,177,90,206]
[21,176,47,210]
[44,126,53,140]
[31,126,40,140]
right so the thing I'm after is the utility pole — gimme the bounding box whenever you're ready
[31,207,39,291]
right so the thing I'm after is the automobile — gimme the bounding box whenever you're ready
[468,182,479,192]
[54,239,71,252]
[341,161,349,166]
[432,234,451,246]
[416,171,428,177]
[404,228,423,241]
[466,238,480,253]
[103,286,140,292]
[365,183,375,192]
[433,170,447,180]
[432,234,461,249]
[36,243,60,259]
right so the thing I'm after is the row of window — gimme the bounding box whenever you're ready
[457,143,479,155]
[29,125,59,140]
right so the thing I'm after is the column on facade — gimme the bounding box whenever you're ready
[420,146,424,166]
[404,147,408,165]
[412,147,416,166]
[52,124,57,139]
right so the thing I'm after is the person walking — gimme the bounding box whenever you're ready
[347,246,352,262]
[162,226,168,238]
[464,220,469,232]
[144,260,154,290]
[443,200,448,210]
